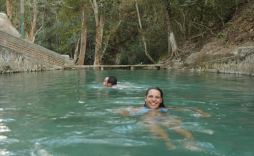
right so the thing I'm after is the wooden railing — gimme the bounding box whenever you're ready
[64,64,163,70]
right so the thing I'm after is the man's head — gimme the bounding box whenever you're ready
[103,77,109,86]
[103,76,117,87]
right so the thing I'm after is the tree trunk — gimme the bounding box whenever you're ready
[134,0,156,64]
[91,0,104,66]
[28,0,37,42]
[164,0,179,58]
[74,37,80,64]
[78,4,88,65]
[5,0,13,24]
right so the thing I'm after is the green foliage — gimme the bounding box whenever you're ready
[117,41,150,65]
[0,1,5,12]
[3,0,248,64]
[217,32,228,43]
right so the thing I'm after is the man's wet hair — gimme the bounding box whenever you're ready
[108,76,117,85]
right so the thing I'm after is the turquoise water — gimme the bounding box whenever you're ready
[0,70,254,156]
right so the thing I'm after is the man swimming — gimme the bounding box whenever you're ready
[103,76,117,88]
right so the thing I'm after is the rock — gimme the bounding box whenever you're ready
[238,46,254,56]
[62,55,74,66]
[172,60,183,69]
[184,52,200,65]
[0,13,20,37]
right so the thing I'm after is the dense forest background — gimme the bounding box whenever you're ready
[1,0,252,65]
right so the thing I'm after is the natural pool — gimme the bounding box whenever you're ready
[0,70,254,156]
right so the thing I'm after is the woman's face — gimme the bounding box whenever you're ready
[145,89,163,109]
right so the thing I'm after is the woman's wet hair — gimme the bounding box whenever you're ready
[144,86,165,108]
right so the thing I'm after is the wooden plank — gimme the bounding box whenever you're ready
[64,64,163,69]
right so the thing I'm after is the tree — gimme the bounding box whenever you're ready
[90,0,105,66]
[100,20,122,60]
[27,0,38,42]
[4,0,247,65]
[134,0,156,64]
[77,3,89,65]
[57,0,90,60]
[163,0,179,58]
[5,0,12,23]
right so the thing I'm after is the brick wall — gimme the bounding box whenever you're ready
[0,30,64,66]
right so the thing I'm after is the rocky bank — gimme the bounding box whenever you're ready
[162,1,254,76]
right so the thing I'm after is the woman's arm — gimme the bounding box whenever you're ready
[192,109,211,117]
[119,110,132,116]
[112,107,144,116]
[167,107,211,117]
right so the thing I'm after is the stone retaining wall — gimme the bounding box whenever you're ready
[0,30,72,73]
[191,47,254,76]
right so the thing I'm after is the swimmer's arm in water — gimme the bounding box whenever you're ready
[112,107,143,116]
[119,110,132,116]
[119,107,142,116]
[167,107,211,117]
[114,85,135,88]
[193,109,211,117]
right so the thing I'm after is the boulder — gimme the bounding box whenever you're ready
[184,52,200,66]
[0,12,20,37]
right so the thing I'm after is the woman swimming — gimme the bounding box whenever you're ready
[118,86,211,150]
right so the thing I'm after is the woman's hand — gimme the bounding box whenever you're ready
[199,113,211,117]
